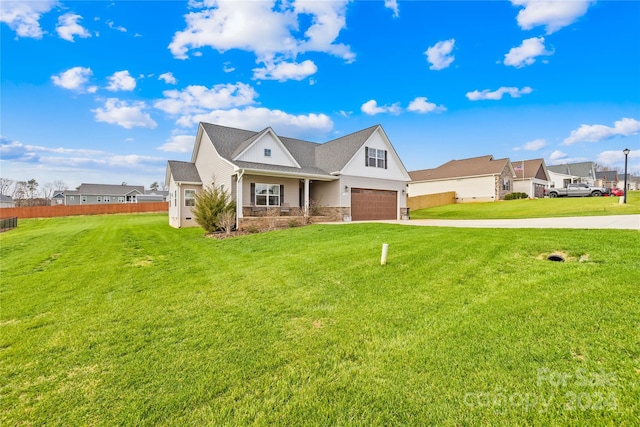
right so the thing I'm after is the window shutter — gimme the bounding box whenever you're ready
[365,147,369,166]
[250,183,255,205]
[280,184,284,205]
[384,150,388,169]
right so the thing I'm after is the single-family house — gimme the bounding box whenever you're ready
[547,162,596,188]
[512,158,551,198]
[595,171,619,190]
[619,174,640,191]
[165,122,411,229]
[408,155,516,202]
[64,183,145,205]
[0,194,16,208]
[51,191,65,205]
[137,190,169,203]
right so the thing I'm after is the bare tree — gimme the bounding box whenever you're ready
[41,182,55,200]
[13,181,27,206]
[0,177,14,196]
[52,180,67,192]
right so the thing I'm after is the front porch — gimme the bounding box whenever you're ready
[237,206,350,230]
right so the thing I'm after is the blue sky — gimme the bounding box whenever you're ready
[1,0,639,190]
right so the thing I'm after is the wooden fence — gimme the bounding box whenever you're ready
[407,191,456,211]
[0,202,168,219]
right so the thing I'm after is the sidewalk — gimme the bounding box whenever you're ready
[334,215,640,230]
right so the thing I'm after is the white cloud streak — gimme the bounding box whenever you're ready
[93,98,157,129]
[106,70,137,92]
[56,13,91,42]
[511,0,594,34]
[361,99,401,116]
[253,60,318,81]
[563,118,640,145]
[504,37,553,68]
[514,139,546,151]
[425,39,455,70]
[51,66,97,93]
[157,134,194,153]
[0,0,57,39]
[407,97,446,114]
[154,83,258,115]
[158,72,177,85]
[466,86,533,101]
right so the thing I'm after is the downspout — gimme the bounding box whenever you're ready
[236,169,245,223]
[177,182,182,228]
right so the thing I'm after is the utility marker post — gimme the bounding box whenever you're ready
[381,243,389,265]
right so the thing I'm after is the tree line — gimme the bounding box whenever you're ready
[0,178,67,207]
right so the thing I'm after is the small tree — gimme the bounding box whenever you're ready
[192,182,236,233]
[217,210,236,236]
[150,181,159,192]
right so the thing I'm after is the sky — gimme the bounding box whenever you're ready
[1,0,639,191]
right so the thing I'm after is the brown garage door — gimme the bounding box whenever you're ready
[351,188,397,221]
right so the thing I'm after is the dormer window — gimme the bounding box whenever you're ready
[264,148,271,157]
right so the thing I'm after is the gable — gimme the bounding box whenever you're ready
[340,127,410,181]
[233,130,300,168]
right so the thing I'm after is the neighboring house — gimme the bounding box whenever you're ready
[547,162,596,188]
[0,194,16,208]
[51,191,65,205]
[595,171,619,189]
[408,155,516,203]
[137,190,169,203]
[512,158,551,198]
[165,122,411,228]
[64,183,145,205]
[619,174,640,191]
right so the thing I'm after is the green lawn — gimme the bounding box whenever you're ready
[1,214,639,425]
[410,191,640,219]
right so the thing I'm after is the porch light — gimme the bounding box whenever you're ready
[623,148,630,204]
[344,185,349,192]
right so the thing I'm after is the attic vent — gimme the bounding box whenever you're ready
[547,254,565,262]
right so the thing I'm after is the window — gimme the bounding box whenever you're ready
[97,196,103,202]
[70,196,74,201]
[502,179,510,191]
[185,189,196,207]
[264,148,271,157]
[366,147,387,169]
[255,184,280,206]
[81,196,87,203]
[118,197,124,203]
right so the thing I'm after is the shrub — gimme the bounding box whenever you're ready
[192,182,236,233]
[504,192,528,200]
[217,210,236,236]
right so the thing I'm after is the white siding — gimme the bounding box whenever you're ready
[341,129,409,181]
[194,131,236,191]
[409,176,496,203]
[235,133,299,168]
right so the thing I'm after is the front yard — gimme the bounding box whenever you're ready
[1,213,638,425]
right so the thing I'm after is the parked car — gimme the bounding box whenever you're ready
[545,183,608,198]
[610,187,624,196]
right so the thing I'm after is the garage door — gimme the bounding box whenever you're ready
[351,188,397,221]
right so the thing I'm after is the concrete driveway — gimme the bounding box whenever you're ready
[359,215,640,230]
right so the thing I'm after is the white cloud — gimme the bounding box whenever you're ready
[0,0,57,39]
[407,97,446,114]
[514,138,546,151]
[253,59,318,81]
[51,66,97,93]
[223,63,235,73]
[597,149,639,167]
[154,83,258,115]
[384,0,399,18]
[158,72,177,85]
[549,150,567,161]
[176,106,333,138]
[93,98,157,129]
[107,20,127,32]
[168,0,354,73]
[466,86,533,101]
[504,37,553,68]
[106,70,137,92]
[511,0,594,34]
[425,39,455,71]
[56,13,91,42]
[158,134,194,153]
[361,99,402,116]
[563,118,640,145]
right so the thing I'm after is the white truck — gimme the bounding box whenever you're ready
[545,183,608,198]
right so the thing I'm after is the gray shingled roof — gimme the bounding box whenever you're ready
[547,162,595,178]
[167,161,202,183]
[76,183,144,196]
[409,155,511,181]
[197,122,381,177]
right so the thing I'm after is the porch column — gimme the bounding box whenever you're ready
[236,172,244,219]
[304,178,310,217]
